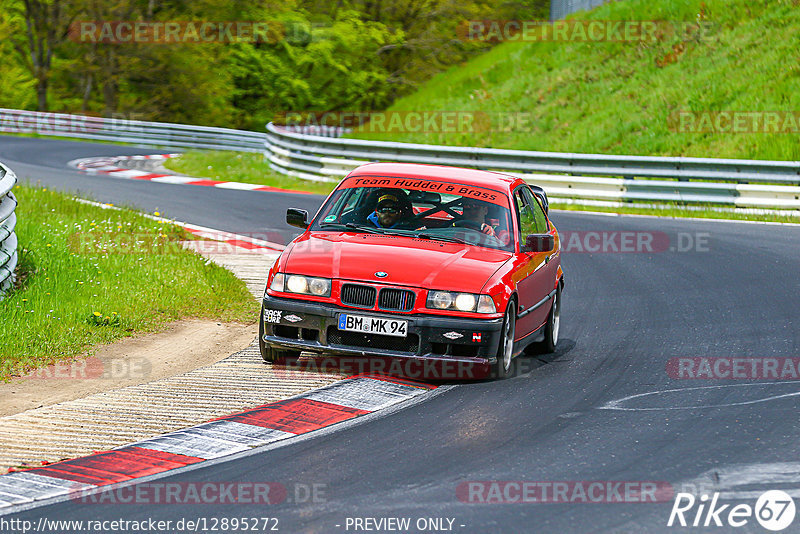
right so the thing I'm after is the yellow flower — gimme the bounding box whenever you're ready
[154,211,161,216]
[46,244,52,247]
[93,312,101,316]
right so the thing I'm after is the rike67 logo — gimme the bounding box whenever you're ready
[668,490,796,531]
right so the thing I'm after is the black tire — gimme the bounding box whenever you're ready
[491,303,516,379]
[258,308,301,364]
[538,285,561,353]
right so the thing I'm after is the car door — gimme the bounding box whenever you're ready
[511,186,553,339]
[528,185,560,318]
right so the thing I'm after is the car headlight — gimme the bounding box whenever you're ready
[269,273,285,292]
[270,273,331,297]
[427,291,496,314]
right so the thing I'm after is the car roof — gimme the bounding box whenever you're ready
[346,162,520,193]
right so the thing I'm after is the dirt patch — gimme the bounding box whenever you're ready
[0,319,257,417]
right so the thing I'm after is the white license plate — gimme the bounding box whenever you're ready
[337,314,408,337]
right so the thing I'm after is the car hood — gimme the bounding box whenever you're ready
[283,232,512,292]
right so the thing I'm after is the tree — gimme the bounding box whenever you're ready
[9,0,83,110]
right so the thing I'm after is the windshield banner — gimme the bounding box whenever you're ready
[340,176,508,207]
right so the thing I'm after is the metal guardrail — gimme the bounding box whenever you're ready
[1,107,797,210]
[0,108,267,153]
[264,123,800,209]
[0,161,18,298]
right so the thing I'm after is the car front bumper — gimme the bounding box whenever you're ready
[261,294,504,367]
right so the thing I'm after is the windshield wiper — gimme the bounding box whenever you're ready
[385,229,469,244]
[417,233,469,245]
[319,222,387,234]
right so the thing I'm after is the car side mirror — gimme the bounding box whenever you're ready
[522,234,554,253]
[529,186,549,215]
[286,208,308,229]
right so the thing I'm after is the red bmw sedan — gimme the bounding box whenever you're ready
[259,163,563,379]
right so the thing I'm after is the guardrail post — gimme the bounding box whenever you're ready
[0,162,19,300]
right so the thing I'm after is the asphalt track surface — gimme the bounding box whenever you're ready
[3,135,800,533]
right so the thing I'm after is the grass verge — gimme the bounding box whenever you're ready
[0,184,259,379]
[163,150,337,196]
[349,0,800,162]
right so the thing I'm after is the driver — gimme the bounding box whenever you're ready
[457,198,496,236]
[367,190,414,229]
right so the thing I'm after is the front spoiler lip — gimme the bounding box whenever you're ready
[263,335,492,364]
[261,294,504,364]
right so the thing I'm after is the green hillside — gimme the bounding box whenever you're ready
[353,0,800,161]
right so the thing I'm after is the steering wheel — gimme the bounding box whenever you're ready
[453,220,484,230]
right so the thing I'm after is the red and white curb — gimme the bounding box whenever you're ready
[0,375,436,511]
[69,154,310,194]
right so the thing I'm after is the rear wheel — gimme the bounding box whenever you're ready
[492,303,516,379]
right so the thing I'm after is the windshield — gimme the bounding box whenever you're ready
[311,176,514,252]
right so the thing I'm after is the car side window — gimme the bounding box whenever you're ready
[514,189,539,246]
[523,187,549,234]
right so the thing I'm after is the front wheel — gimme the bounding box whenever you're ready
[492,303,516,379]
[538,285,561,353]
[258,309,301,364]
